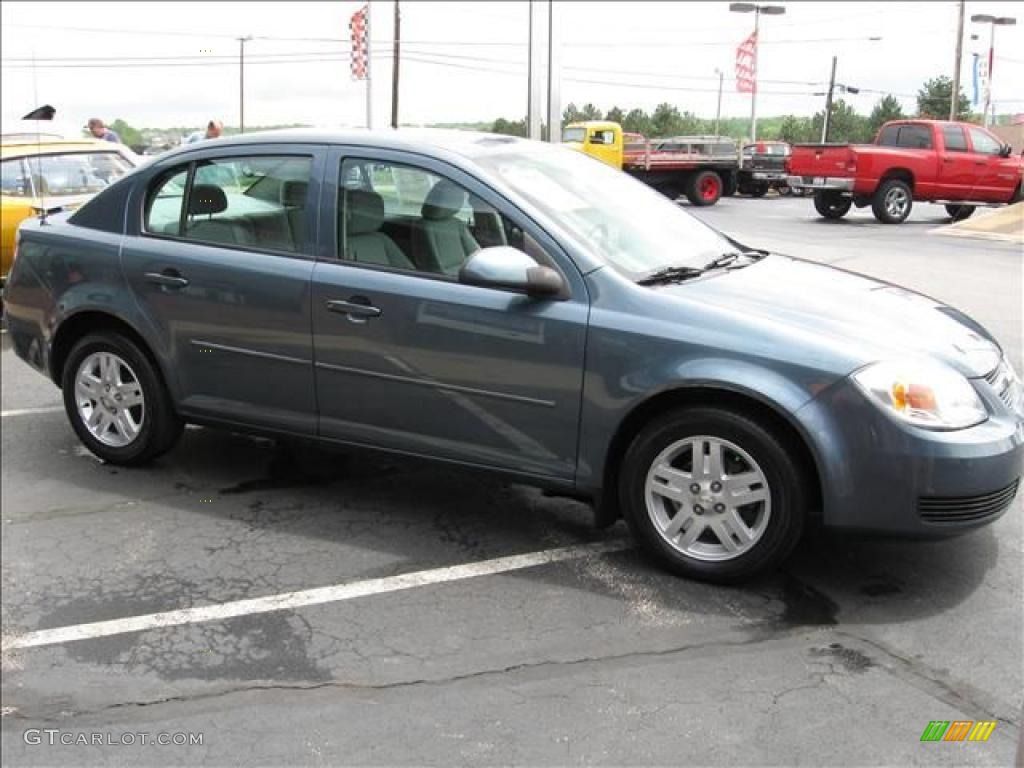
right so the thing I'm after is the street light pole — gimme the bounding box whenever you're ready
[391,0,400,129]
[729,3,785,144]
[971,13,1017,127]
[238,34,253,134]
[714,68,724,138]
[950,0,965,120]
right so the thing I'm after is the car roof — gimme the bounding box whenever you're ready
[1,137,133,160]
[153,127,530,164]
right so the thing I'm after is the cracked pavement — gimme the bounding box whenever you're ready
[2,196,1022,765]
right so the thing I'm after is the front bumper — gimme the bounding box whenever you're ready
[785,175,855,193]
[747,170,787,181]
[797,374,1023,536]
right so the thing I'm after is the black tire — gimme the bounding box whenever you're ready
[1011,184,1022,204]
[749,183,769,198]
[871,178,913,224]
[722,174,738,197]
[686,170,723,206]
[653,183,680,201]
[945,204,975,221]
[778,185,792,196]
[62,331,183,465]
[619,407,807,584]
[813,191,852,219]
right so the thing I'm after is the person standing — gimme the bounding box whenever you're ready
[86,118,121,143]
[184,120,224,144]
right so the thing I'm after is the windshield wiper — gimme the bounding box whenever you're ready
[636,265,705,286]
[701,250,765,272]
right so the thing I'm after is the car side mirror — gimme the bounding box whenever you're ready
[459,246,565,298]
[999,143,1012,158]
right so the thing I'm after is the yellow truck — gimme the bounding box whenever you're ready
[563,121,739,206]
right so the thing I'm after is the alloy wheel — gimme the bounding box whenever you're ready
[75,351,145,447]
[644,435,771,561]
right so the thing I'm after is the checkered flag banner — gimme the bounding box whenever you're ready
[350,4,369,80]
[735,31,757,94]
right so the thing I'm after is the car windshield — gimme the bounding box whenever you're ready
[561,127,585,143]
[17,151,133,197]
[475,145,737,276]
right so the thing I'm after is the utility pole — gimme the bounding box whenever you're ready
[238,35,253,133]
[391,1,400,129]
[971,13,1017,127]
[821,55,837,142]
[546,0,560,143]
[526,1,543,140]
[714,68,724,138]
[950,0,964,120]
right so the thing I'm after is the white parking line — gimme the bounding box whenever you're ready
[3,540,630,651]
[0,405,64,418]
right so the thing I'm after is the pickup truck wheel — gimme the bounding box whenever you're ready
[945,204,975,221]
[620,407,806,583]
[62,331,183,466]
[813,191,852,219]
[687,171,723,206]
[872,179,913,224]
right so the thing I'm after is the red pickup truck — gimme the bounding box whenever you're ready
[786,119,1022,224]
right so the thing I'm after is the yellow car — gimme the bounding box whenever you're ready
[1,136,137,281]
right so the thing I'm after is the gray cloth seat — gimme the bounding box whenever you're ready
[184,184,254,246]
[343,189,414,269]
[280,180,308,250]
[411,181,480,275]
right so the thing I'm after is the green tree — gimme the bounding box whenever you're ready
[490,117,526,137]
[776,115,813,144]
[916,76,969,120]
[622,108,650,135]
[605,106,625,124]
[562,103,581,126]
[580,102,602,121]
[814,99,870,143]
[868,95,905,135]
[105,118,142,148]
[650,102,683,137]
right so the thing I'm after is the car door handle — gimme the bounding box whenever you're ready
[325,298,381,320]
[144,270,189,288]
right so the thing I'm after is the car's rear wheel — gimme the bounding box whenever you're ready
[813,191,852,219]
[620,407,806,583]
[687,171,723,206]
[872,178,913,224]
[62,331,182,465]
[748,183,769,198]
[945,204,975,221]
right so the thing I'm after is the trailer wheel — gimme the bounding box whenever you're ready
[687,171,722,206]
[813,191,852,219]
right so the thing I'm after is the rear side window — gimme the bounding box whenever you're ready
[877,125,900,146]
[942,125,968,152]
[144,155,313,253]
[896,125,933,149]
[967,126,1002,156]
[1,158,32,197]
[145,167,188,235]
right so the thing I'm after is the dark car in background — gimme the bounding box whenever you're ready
[738,140,792,197]
[4,129,1022,582]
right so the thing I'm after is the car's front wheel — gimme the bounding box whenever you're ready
[620,407,806,583]
[62,331,183,465]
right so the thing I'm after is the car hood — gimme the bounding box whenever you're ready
[661,255,1002,378]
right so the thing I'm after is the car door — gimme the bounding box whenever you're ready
[310,148,589,481]
[965,126,1014,201]
[121,144,325,434]
[936,124,976,199]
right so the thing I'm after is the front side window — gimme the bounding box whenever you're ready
[338,158,546,278]
[145,155,312,252]
[942,125,968,152]
[475,143,737,277]
[17,152,132,196]
[967,126,1002,156]
[589,130,614,145]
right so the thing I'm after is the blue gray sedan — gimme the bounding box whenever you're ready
[4,129,1022,582]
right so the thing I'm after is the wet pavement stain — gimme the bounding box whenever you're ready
[810,642,875,673]
[774,573,839,627]
[219,445,337,495]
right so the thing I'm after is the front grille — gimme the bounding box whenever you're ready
[985,359,1021,411]
[919,479,1020,524]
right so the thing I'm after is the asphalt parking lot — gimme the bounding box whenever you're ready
[2,195,1021,766]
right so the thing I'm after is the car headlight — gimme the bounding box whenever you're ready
[852,361,987,430]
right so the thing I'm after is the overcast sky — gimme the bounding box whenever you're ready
[2,1,1022,133]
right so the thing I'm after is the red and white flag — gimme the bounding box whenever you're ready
[350,4,369,80]
[735,31,757,94]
